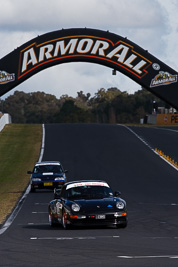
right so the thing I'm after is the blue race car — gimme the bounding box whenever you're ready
[27,161,67,192]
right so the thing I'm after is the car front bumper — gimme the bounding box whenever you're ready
[31,181,65,189]
[66,211,127,227]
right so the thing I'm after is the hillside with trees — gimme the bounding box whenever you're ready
[0,88,165,124]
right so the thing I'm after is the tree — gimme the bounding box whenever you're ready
[3,91,60,123]
[2,87,166,124]
[55,99,94,123]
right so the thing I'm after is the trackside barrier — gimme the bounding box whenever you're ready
[0,113,12,132]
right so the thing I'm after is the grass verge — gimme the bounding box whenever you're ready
[0,124,42,225]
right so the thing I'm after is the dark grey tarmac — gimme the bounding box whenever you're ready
[1,124,178,267]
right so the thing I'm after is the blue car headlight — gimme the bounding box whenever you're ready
[116,201,125,209]
[71,203,80,212]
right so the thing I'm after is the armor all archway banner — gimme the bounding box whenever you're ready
[0,28,178,108]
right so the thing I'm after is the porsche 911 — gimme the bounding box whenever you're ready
[48,180,127,229]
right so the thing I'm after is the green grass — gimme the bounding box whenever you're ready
[0,124,42,224]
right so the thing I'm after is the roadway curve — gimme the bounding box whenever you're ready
[0,124,178,267]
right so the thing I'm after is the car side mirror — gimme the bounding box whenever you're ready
[54,188,61,199]
[27,171,32,174]
[115,191,121,197]
[64,170,68,173]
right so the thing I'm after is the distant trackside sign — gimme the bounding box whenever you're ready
[0,28,178,109]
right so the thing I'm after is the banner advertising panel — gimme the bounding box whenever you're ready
[156,114,178,125]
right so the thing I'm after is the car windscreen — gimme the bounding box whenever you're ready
[66,186,113,200]
[33,164,63,174]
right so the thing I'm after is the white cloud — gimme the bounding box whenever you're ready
[156,0,178,69]
[0,0,164,32]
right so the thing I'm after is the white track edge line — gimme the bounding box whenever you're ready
[0,124,45,235]
[119,124,178,171]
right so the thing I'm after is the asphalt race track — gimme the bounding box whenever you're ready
[1,124,178,267]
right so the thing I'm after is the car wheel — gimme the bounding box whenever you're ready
[49,209,56,227]
[62,209,68,229]
[30,186,35,193]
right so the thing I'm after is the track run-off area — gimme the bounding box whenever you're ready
[0,123,178,267]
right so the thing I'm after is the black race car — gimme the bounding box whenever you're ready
[48,180,127,229]
[27,161,67,192]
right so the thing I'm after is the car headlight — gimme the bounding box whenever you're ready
[71,203,80,212]
[116,201,125,209]
[31,178,41,181]
[54,177,65,181]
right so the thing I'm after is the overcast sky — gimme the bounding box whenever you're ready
[0,0,178,99]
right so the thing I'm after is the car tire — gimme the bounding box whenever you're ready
[62,209,69,229]
[30,186,35,193]
[49,209,56,227]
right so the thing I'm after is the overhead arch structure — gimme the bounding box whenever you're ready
[0,28,178,108]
